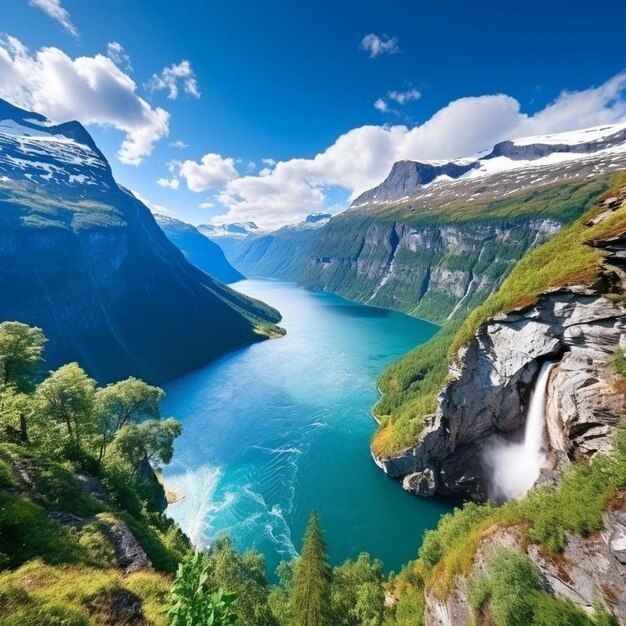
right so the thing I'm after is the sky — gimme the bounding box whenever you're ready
[1,0,626,228]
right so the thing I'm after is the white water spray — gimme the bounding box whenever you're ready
[485,361,555,501]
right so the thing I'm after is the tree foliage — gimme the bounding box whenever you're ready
[290,512,332,626]
[0,321,46,392]
[169,551,240,626]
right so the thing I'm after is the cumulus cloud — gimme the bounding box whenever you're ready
[29,0,78,37]
[210,72,626,228]
[0,35,169,164]
[157,177,180,190]
[106,41,132,72]
[146,61,200,99]
[360,33,399,58]
[176,153,239,192]
[373,98,388,113]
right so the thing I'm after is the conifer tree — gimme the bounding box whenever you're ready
[290,512,332,626]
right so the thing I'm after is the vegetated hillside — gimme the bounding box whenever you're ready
[206,214,331,282]
[154,213,244,283]
[0,98,281,384]
[372,173,626,459]
[381,175,626,626]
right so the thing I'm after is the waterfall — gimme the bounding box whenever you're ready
[524,361,554,460]
[485,361,555,501]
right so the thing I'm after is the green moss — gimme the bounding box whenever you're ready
[0,493,86,567]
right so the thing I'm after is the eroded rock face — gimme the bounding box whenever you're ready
[301,217,560,322]
[375,275,626,500]
[423,502,626,626]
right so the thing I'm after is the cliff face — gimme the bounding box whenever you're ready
[0,99,281,384]
[374,255,626,499]
[300,215,561,321]
[424,506,626,625]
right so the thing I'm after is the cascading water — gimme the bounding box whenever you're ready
[485,361,555,501]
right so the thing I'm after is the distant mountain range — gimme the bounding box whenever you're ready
[202,214,331,281]
[154,214,244,283]
[0,98,281,383]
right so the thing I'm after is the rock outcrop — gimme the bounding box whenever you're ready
[424,500,626,625]
[375,234,626,500]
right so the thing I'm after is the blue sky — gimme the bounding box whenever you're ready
[2,0,626,227]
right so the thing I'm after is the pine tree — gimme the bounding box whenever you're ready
[290,512,332,626]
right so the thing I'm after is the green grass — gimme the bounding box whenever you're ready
[372,173,626,457]
[419,430,626,597]
[468,549,614,626]
[0,560,170,626]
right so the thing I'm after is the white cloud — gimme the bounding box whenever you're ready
[0,35,169,165]
[29,0,78,37]
[146,61,200,99]
[360,33,399,58]
[262,158,276,166]
[212,72,626,228]
[375,88,421,113]
[388,89,421,105]
[199,200,215,209]
[176,153,239,192]
[106,41,132,72]
[373,98,388,112]
[169,139,189,149]
[157,177,180,190]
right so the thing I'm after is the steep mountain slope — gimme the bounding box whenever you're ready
[205,214,331,281]
[154,214,244,283]
[301,123,626,321]
[0,99,281,384]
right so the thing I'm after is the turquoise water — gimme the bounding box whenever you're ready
[163,279,452,575]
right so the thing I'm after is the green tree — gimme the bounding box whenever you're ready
[331,553,385,626]
[0,322,46,392]
[205,535,277,626]
[94,377,165,466]
[268,561,294,626]
[110,418,182,471]
[169,551,240,626]
[35,362,96,450]
[290,512,332,626]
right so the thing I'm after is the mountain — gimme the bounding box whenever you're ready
[350,121,626,209]
[204,213,332,281]
[154,214,244,283]
[0,98,281,384]
[198,221,262,258]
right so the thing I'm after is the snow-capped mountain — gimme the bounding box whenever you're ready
[0,97,280,383]
[198,222,262,239]
[0,99,114,194]
[352,121,626,209]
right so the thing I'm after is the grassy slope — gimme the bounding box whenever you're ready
[372,173,624,457]
[384,173,626,624]
[0,444,189,625]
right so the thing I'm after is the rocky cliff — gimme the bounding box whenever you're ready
[424,507,626,625]
[375,230,626,500]
[300,213,562,321]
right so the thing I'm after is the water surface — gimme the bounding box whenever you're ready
[163,280,452,575]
